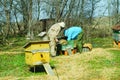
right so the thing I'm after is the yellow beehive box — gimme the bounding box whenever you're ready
[23,41,50,66]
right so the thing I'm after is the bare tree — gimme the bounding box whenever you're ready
[20,0,29,33]
[19,0,34,39]
[111,0,120,25]
[0,0,14,44]
[36,0,41,20]
[0,0,116,45]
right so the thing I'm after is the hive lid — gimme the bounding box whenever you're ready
[23,40,50,48]
[112,25,120,31]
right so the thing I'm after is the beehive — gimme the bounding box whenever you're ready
[23,41,50,66]
[112,28,120,48]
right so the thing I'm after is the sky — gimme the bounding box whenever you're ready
[93,0,108,17]
[39,0,109,19]
[0,0,109,22]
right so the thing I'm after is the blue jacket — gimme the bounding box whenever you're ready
[64,26,82,40]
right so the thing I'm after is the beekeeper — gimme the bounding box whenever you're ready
[47,22,65,57]
[64,26,83,53]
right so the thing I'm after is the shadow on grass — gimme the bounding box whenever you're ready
[29,65,55,73]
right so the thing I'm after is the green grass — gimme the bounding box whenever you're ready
[109,50,120,68]
[0,37,27,51]
[0,53,46,77]
[0,36,57,78]
[0,36,120,79]
[91,37,113,48]
[108,50,120,80]
[87,50,120,79]
[88,57,113,69]
[0,50,120,79]
[0,36,114,51]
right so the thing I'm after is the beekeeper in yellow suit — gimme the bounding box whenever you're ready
[47,22,65,57]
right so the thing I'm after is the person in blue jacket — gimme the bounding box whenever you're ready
[64,26,83,53]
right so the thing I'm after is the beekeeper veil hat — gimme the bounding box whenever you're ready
[58,22,65,28]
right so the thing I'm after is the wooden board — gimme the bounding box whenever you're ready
[43,63,55,76]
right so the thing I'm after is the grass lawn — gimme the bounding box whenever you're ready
[0,49,120,80]
[0,37,120,80]
[0,53,46,77]
[91,37,113,48]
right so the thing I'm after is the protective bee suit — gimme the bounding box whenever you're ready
[47,22,65,57]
